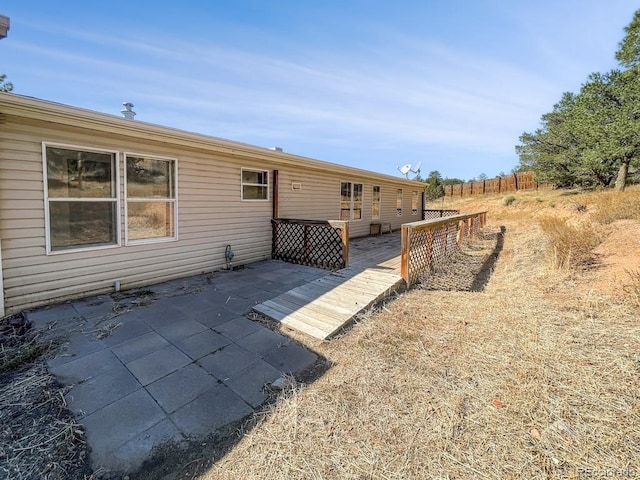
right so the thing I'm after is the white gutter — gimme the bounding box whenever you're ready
[0,92,425,187]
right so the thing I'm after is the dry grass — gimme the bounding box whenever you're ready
[202,188,640,480]
[0,319,92,479]
[623,270,640,309]
[538,216,601,270]
[583,186,640,224]
[0,364,91,480]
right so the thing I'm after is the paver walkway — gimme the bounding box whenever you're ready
[26,261,328,476]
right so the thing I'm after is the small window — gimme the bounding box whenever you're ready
[372,186,381,220]
[340,182,351,220]
[242,169,269,201]
[353,183,363,220]
[125,154,177,243]
[340,181,363,221]
[412,190,419,215]
[44,144,119,253]
[396,189,403,216]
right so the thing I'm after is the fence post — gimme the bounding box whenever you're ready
[341,222,349,267]
[401,225,410,285]
[271,219,279,258]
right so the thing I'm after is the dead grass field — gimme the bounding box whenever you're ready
[203,187,640,480]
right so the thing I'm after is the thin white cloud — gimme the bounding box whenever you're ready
[15,30,545,155]
[7,1,637,178]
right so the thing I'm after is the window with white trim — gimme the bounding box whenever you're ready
[396,189,403,216]
[44,144,119,252]
[340,181,363,220]
[125,154,177,243]
[412,190,419,215]
[242,169,269,200]
[372,185,381,220]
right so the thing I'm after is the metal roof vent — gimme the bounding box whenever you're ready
[121,102,136,119]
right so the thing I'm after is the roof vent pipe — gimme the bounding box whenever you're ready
[121,102,136,119]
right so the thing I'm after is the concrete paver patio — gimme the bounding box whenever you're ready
[25,260,328,476]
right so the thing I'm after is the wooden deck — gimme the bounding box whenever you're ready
[253,232,404,340]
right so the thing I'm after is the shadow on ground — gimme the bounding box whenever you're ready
[417,226,506,292]
[133,354,331,480]
[470,226,506,292]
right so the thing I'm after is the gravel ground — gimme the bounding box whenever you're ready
[418,230,503,292]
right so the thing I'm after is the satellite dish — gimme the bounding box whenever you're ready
[411,161,422,177]
[398,164,412,176]
[397,161,422,179]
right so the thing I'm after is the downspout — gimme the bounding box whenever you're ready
[272,169,279,219]
[271,170,279,260]
[1,16,8,314]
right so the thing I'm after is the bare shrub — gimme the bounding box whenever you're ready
[538,216,601,269]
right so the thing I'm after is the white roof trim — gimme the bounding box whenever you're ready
[0,92,426,187]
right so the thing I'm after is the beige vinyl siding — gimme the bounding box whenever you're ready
[0,117,274,312]
[277,170,419,237]
[0,95,425,313]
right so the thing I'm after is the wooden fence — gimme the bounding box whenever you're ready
[445,172,552,197]
[401,211,487,286]
[271,218,349,270]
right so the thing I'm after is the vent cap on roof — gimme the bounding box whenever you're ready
[121,102,136,119]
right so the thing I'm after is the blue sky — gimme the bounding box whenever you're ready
[1,1,637,180]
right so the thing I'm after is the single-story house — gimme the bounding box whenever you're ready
[0,93,425,316]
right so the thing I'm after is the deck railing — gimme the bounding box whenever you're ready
[401,211,487,286]
[423,209,460,220]
[271,218,349,270]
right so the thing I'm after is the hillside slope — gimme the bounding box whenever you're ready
[202,187,640,480]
